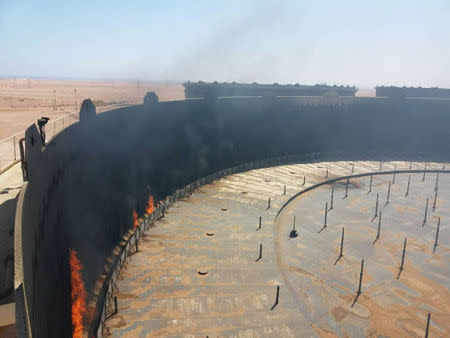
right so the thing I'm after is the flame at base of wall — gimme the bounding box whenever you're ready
[146,195,155,215]
[132,210,138,228]
[69,249,87,338]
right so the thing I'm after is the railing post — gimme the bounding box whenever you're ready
[13,135,16,161]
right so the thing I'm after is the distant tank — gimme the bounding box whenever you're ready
[184,81,358,98]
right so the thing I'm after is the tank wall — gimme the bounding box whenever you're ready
[16,96,450,337]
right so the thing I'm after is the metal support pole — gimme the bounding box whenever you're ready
[255,244,262,262]
[324,202,328,228]
[290,215,298,238]
[393,165,396,184]
[339,227,344,258]
[425,312,431,338]
[351,164,355,174]
[435,172,439,191]
[283,185,286,195]
[351,258,364,307]
[325,168,328,178]
[302,175,306,186]
[398,238,407,278]
[330,184,334,210]
[375,211,382,242]
[405,175,411,197]
[357,259,364,295]
[423,198,429,226]
[433,217,440,253]
[368,175,373,193]
[379,161,382,171]
[422,163,427,182]
[13,135,16,161]
[271,285,280,310]
[256,216,262,231]
[432,186,438,212]
[374,193,379,219]
[266,197,271,210]
[386,182,391,205]
[344,178,349,198]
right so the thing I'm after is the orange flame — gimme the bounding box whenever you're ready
[69,249,87,338]
[132,210,138,228]
[146,195,155,215]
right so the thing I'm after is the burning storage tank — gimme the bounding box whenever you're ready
[13,89,450,337]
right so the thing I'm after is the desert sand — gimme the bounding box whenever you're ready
[0,78,184,140]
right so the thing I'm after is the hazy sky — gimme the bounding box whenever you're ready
[1,0,449,88]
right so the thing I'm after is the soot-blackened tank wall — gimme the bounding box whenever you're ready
[17,96,450,337]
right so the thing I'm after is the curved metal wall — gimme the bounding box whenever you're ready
[15,96,450,337]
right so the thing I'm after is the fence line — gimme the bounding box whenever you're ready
[0,113,79,172]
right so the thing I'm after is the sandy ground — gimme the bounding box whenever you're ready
[0,78,184,140]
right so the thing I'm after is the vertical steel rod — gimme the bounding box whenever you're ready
[376,210,382,240]
[432,186,438,211]
[425,312,431,338]
[405,175,411,197]
[400,238,407,272]
[422,163,427,182]
[374,193,379,218]
[345,178,349,198]
[379,161,382,171]
[423,198,429,226]
[351,164,355,174]
[386,182,391,205]
[271,285,280,310]
[302,175,306,186]
[13,135,16,161]
[283,185,286,195]
[368,174,373,193]
[433,217,440,253]
[339,227,344,258]
[393,165,396,184]
[325,168,328,178]
[255,244,263,262]
[435,172,439,191]
[324,202,328,228]
[357,259,364,295]
[330,184,334,210]
[293,215,296,230]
